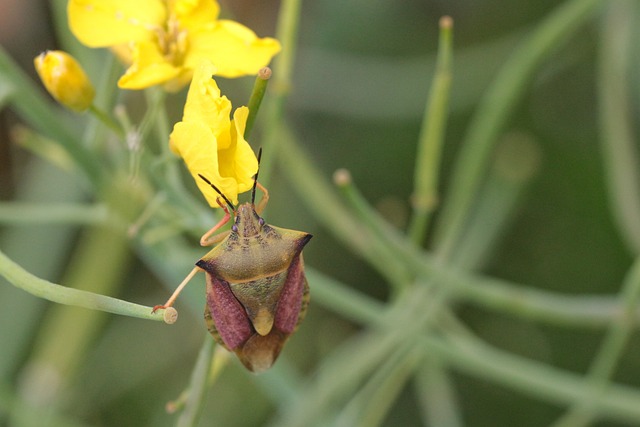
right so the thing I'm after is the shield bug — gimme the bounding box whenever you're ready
[153,153,312,373]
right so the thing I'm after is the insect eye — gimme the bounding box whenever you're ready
[259,217,265,226]
[231,224,238,233]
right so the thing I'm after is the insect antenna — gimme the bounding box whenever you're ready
[198,174,235,212]
[251,148,263,206]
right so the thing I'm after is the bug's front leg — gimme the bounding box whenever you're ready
[255,181,270,214]
[152,266,201,313]
[200,197,232,247]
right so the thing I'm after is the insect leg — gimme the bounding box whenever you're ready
[200,197,232,246]
[255,181,270,214]
[152,266,201,312]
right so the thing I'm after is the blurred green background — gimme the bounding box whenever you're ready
[2,0,640,426]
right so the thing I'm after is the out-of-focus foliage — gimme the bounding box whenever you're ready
[2,1,640,427]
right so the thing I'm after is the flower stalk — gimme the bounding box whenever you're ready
[245,67,272,139]
[408,16,454,246]
[0,247,167,323]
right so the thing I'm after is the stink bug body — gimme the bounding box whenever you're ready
[153,155,312,373]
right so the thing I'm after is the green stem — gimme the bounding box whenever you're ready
[88,104,124,139]
[278,119,640,330]
[432,0,602,260]
[421,133,538,425]
[139,87,167,146]
[86,54,123,153]
[436,330,640,425]
[0,384,89,427]
[550,255,640,427]
[277,126,408,286]
[245,67,272,139]
[283,122,631,329]
[451,273,640,328]
[415,358,464,427]
[13,219,136,413]
[0,46,104,187]
[12,124,78,173]
[130,89,213,232]
[176,337,215,427]
[0,159,89,425]
[271,282,449,427]
[596,0,640,254]
[305,267,384,324]
[148,87,182,186]
[129,208,640,424]
[448,132,540,269]
[259,0,302,184]
[0,202,107,225]
[304,260,640,425]
[408,16,454,245]
[254,357,303,406]
[333,169,412,290]
[335,342,424,427]
[0,247,166,323]
[271,0,300,101]
[333,119,538,427]
[167,346,229,414]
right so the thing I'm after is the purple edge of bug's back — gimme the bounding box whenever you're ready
[206,277,253,349]
[274,254,306,334]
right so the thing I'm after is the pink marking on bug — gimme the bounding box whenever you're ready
[206,277,252,350]
[274,254,307,334]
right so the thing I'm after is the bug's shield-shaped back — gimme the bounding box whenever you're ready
[199,228,312,373]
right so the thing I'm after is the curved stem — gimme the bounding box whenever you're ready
[259,0,302,184]
[550,254,640,427]
[0,247,167,323]
[176,336,215,427]
[245,67,272,139]
[432,0,602,260]
[408,16,454,245]
[597,0,640,254]
[0,203,107,225]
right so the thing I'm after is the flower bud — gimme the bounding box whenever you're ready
[34,50,95,112]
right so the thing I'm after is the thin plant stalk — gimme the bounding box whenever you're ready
[259,0,302,184]
[550,256,640,427]
[278,126,408,286]
[415,358,464,427]
[334,342,424,427]
[0,202,107,225]
[596,0,640,254]
[176,337,215,427]
[436,330,640,425]
[270,282,451,427]
[88,104,124,138]
[432,0,602,261]
[408,16,454,245]
[275,114,640,331]
[0,246,167,323]
[245,67,272,139]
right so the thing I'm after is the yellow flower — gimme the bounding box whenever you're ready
[170,61,258,207]
[34,50,95,112]
[68,0,281,91]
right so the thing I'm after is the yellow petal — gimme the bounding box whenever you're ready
[109,44,134,65]
[170,121,241,206]
[185,20,281,78]
[117,41,185,90]
[170,61,258,207]
[218,106,258,194]
[181,61,232,143]
[68,0,166,47]
[172,0,220,31]
[34,50,95,112]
